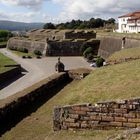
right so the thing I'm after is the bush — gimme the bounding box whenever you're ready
[86,53,94,61]
[96,57,105,67]
[34,50,42,56]
[83,47,93,58]
[17,47,28,53]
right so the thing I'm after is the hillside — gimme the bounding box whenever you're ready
[1,53,140,140]
[0,20,44,31]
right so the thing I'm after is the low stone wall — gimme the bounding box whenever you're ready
[0,72,70,135]
[0,65,21,83]
[53,98,140,131]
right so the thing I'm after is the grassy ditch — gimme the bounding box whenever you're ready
[0,52,16,74]
[1,59,140,140]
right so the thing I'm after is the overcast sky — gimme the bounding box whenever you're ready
[0,0,140,23]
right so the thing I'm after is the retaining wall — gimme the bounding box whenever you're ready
[0,65,21,83]
[53,98,140,131]
[97,34,140,59]
[0,72,70,135]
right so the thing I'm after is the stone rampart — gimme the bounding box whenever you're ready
[0,72,69,135]
[53,98,140,131]
[98,34,140,59]
[7,38,46,54]
[47,39,100,56]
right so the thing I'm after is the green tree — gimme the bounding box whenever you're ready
[43,23,56,29]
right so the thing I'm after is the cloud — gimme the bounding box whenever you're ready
[51,0,140,22]
[0,0,48,9]
[0,11,37,22]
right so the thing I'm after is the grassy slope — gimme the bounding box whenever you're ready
[0,52,16,73]
[0,41,7,45]
[9,50,34,57]
[1,59,140,140]
[107,47,140,62]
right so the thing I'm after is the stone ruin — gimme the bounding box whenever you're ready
[7,29,100,56]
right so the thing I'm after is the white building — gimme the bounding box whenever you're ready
[117,10,140,33]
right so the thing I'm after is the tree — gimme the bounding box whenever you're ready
[43,23,56,29]
[107,18,116,24]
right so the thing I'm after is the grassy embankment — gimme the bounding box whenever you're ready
[107,47,140,62]
[0,52,16,74]
[1,48,140,140]
[9,49,35,57]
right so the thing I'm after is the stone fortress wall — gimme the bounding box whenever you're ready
[97,33,140,59]
[7,29,99,56]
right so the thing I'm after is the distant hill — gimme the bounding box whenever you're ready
[0,20,44,31]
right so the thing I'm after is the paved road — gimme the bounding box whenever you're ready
[0,49,91,100]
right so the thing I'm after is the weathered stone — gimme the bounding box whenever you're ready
[128,118,140,123]
[123,123,136,128]
[69,114,79,119]
[90,115,101,121]
[114,109,128,114]
[102,116,114,122]
[110,122,123,127]
[69,123,80,128]
[115,117,127,122]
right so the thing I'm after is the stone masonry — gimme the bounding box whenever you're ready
[53,98,140,131]
[7,29,99,56]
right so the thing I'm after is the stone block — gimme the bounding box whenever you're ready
[90,115,101,121]
[115,117,127,122]
[69,114,79,119]
[124,112,136,118]
[72,106,81,111]
[110,122,123,127]
[128,118,140,123]
[123,122,136,128]
[101,107,108,113]
[101,116,114,122]
[65,118,76,123]
[136,111,140,118]
[80,107,92,111]
[75,110,87,115]
[114,109,128,114]
[69,123,80,128]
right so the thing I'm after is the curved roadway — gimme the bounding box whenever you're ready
[0,48,91,100]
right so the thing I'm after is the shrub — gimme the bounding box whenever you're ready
[86,53,94,61]
[34,50,42,56]
[83,47,93,58]
[96,57,105,67]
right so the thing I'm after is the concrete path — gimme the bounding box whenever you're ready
[0,48,91,100]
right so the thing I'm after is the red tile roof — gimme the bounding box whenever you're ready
[118,10,140,18]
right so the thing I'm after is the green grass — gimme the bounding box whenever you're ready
[1,59,140,140]
[107,47,140,62]
[9,50,35,57]
[0,52,16,74]
[0,41,7,45]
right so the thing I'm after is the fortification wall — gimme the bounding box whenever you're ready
[65,31,96,39]
[47,39,100,56]
[7,38,46,53]
[0,72,70,135]
[97,34,140,59]
[53,98,140,131]
[28,29,96,41]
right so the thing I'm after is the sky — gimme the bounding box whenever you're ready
[0,0,140,23]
